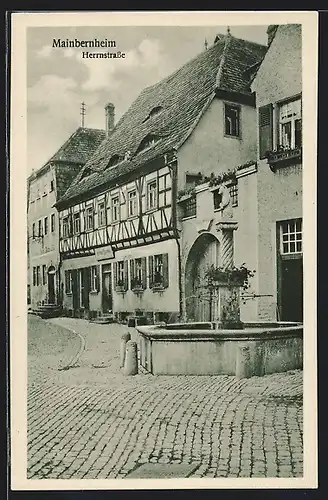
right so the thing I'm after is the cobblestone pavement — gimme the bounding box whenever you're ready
[27,316,303,480]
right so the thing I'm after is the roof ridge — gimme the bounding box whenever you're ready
[215,33,231,88]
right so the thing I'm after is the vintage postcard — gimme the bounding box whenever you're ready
[10,10,317,490]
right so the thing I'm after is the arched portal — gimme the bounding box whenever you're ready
[185,233,220,322]
[47,265,56,304]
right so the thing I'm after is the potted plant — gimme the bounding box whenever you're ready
[131,276,143,292]
[116,279,126,293]
[204,263,255,291]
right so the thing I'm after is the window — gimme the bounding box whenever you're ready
[51,214,55,232]
[280,219,302,255]
[50,180,54,192]
[136,134,160,154]
[86,207,94,231]
[130,257,146,290]
[114,260,128,291]
[185,173,202,187]
[143,106,163,122]
[106,155,121,169]
[36,266,41,286]
[62,217,69,238]
[32,223,36,239]
[158,173,172,208]
[73,213,81,234]
[229,183,238,207]
[38,220,42,237]
[213,190,222,210]
[65,270,73,294]
[149,253,169,289]
[90,266,100,292]
[147,180,157,210]
[98,202,106,227]
[182,196,196,218]
[111,196,120,222]
[42,265,47,285]
[225,104,240,137]
[128,190,138,217]
[33,267,37,286]
[44,217,48,235]
[279,98,302,149]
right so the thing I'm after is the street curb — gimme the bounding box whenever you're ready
[47,319,86,371]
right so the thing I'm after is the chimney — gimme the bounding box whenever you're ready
[267,25,278,47]
[105,103,115,136]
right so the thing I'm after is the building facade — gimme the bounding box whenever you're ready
[27,127,105,310]
[56,32,267,322]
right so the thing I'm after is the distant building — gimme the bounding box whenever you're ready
[55,31,268,322]
[27,126,106,311]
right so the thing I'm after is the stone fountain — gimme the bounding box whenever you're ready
[136,186,303,378]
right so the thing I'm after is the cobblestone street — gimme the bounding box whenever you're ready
[27,316,303,480]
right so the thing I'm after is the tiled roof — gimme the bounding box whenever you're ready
[49,127,106,164]
[57,34,266,207]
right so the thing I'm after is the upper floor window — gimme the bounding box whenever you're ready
[224,104,240,138]
[106,155,121,169]
[73,213,81,234]
[229,183,238,208]
[128,190,138,217]
[62,217,69,238]
[147,180,157,210]
[182,196,197,218]
[98,202,106,227]
[86,207,94,231]
[38,220,42,237]
[111,196,120,223]
[280,219,302,255]
[51,213,55,232]
[279,98,302,150]
[44,217,48,235]
[32,223,36,239]
[143,106,163,123]
[50,180,54,192]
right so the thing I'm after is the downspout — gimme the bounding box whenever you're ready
[167,151,184,320]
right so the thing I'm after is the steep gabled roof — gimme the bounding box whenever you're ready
[57,34,266,207]
[28,127,106,199]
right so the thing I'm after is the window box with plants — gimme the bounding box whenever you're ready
[204,264,255,291]
[267,146,302,171]
[151,273,166,292]
[116,280,127,293]
[131,277,144,293]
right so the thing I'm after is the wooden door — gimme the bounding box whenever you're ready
[280,257,303,322]
[102,264,112,313]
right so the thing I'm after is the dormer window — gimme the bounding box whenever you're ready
[143,106,163,123]
[106,154,121,169]
[80,167,92,180]
[136,134,160,154]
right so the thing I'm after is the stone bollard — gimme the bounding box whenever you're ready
[120,332,131,368]
[235,343,252,379]
[123,341,138,376]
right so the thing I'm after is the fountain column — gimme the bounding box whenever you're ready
[215,220,243,329]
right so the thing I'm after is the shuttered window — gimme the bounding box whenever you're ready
[259,104,273,159]
[149,253,169,289]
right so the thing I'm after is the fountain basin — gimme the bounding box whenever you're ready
[136,322,303,377]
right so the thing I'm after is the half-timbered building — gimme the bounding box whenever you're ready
[27,126,105,313]
[55,31,267,322]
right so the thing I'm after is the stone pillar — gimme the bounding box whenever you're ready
[120,332,131,368]
[123,341,138,376]
[215,220,243,329]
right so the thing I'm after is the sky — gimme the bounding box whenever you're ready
[27,25,269,176]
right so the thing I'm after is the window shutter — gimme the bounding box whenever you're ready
[114,262,118,290]
[130,259,135,288]
[141,257,147,289]
[163,253,169,288]
[64,271,68,293]
[87,267,91,293]
[124,260,128,291]
[259,104,273,159]
[149,256,154,288]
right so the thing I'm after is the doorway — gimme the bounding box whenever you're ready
[102,264,112,313]
[185,233,220,322]
[277,219,303,322]
[47,266,56,304]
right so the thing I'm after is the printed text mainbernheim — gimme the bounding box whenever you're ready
[52,38,117,48]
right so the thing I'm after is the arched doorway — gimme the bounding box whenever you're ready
[47,266,56,304]
[185,233,220,322]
